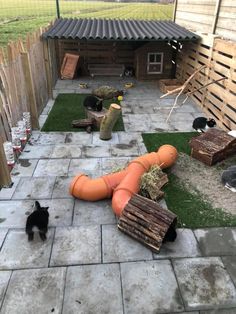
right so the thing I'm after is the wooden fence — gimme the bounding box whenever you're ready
[176,33,236,131]
[0,27,57,187]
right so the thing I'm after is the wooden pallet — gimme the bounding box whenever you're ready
[60,53,80,79]
[176,34,236,131]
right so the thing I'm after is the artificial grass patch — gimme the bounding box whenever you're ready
[164,174,236,228]
[142,132,198,155]
[41,93,124,132]
[142,131,236,228]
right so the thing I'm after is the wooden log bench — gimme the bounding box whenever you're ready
[88,64,125,77]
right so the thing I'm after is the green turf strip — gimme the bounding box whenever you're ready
[142,132,236,228]
[41,93,124,132]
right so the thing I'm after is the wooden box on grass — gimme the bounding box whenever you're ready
[159,79,182,94]
[189,128,236,166]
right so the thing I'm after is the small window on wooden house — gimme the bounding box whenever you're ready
[147,52,163,74]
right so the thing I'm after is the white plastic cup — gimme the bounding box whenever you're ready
[17,119,27,142]
[3,141,15,166]
[23,112,31,134]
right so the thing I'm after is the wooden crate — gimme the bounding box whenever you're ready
[60,53,80,79]
[159,79,182,94]
[189,128,236,166]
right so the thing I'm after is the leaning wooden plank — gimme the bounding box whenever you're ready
[117,194,177,253]
[60,53,79,80]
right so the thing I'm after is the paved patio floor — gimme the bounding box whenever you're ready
[0,77,236,314]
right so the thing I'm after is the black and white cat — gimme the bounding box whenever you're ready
[124,66,135,77]
[221,165,236,192]
[25,201,49,241]
[192,117,216,133]
[83,95,103,112]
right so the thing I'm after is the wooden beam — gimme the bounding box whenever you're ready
[43,40,53,99]
[212,0,222,34]
[20,51,39,129]
[0,136,12,188]
[173,0,178,22]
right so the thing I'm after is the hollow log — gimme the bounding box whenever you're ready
[117,194,177,253]
[99,103,121,140]
[72,118,96,128]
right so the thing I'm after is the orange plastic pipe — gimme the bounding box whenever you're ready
[69,144,177,215]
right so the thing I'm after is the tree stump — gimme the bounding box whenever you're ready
[86,108,108,128]
[118,194,177,253]
[100,103,121,140]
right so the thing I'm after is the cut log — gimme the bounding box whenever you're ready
[72,118,96,128]
[86,108,108,128]
[117,194,177,253]
[99,103,121,140]
[189,128,236,166]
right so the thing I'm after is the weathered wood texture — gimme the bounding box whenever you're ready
[176,34,236,131]
[0,27,57,141]
[189,128,236,166]
[175,0,236,41]
[118,194,177,253]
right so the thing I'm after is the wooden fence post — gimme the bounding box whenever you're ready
[0,137,12,188]
[20,51,39,129]
[43,40,53,99]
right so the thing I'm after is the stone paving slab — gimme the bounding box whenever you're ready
[73,199,116,225]
[1,267,65,314]
[50,226,101,266]
[35,132,67,145]
[0,271,11,308]
[12,177,55,199]
[0,178,20,200]
[63,132,92,145]
[101,157,130,173]
[102,224,153,263]
[0,200,33,228]
[63,264,123,314]
[0,229,54,270]
[11,159,38,177]
[0,229,8,247]
[173,257,236,311]
[19,144,53,159]
[51,145,82,158]
[52,176,74,199]
[117,131,143,145]
[222,256,236,286]
[111,143,140,157]
[154,229,201,259]
[68,158,101,177]
[194,228,236,256]
[92,132,120,145]
[82,145,111,158]
[200,309,236,313]
[37,199,74,227]
[33,159,70,177]
[121,260,184,314]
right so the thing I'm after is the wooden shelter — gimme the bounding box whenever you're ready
[42,18,199,80]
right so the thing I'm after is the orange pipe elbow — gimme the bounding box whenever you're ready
[69,170,127,201]
[69,144,178,216]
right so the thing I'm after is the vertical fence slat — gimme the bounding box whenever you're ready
[0,137,12,188]
[21,52,39,130]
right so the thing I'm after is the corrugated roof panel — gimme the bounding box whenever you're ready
[42,18,200,41]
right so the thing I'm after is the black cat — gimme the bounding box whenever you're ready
[192,117,216,133]
[25,201,49,241]
[124,66,135,77]
[83,95,103,112]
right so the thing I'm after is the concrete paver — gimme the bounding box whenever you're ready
[1,267,65,314]
[173,257,236,311]
[50,226,101,266]
[221,256,236,286]
[0,229,8,247]
[11,159,38,177]
[73,199,116,225]
[52,176,74,199]
[194,228,236,256]
[121,260,184,313]
[63,264,123,314]
[154,229,202,259]
[0,229,54,270]
[0,271,11,308]
[102,224,153,263]
[33,159,70,177]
